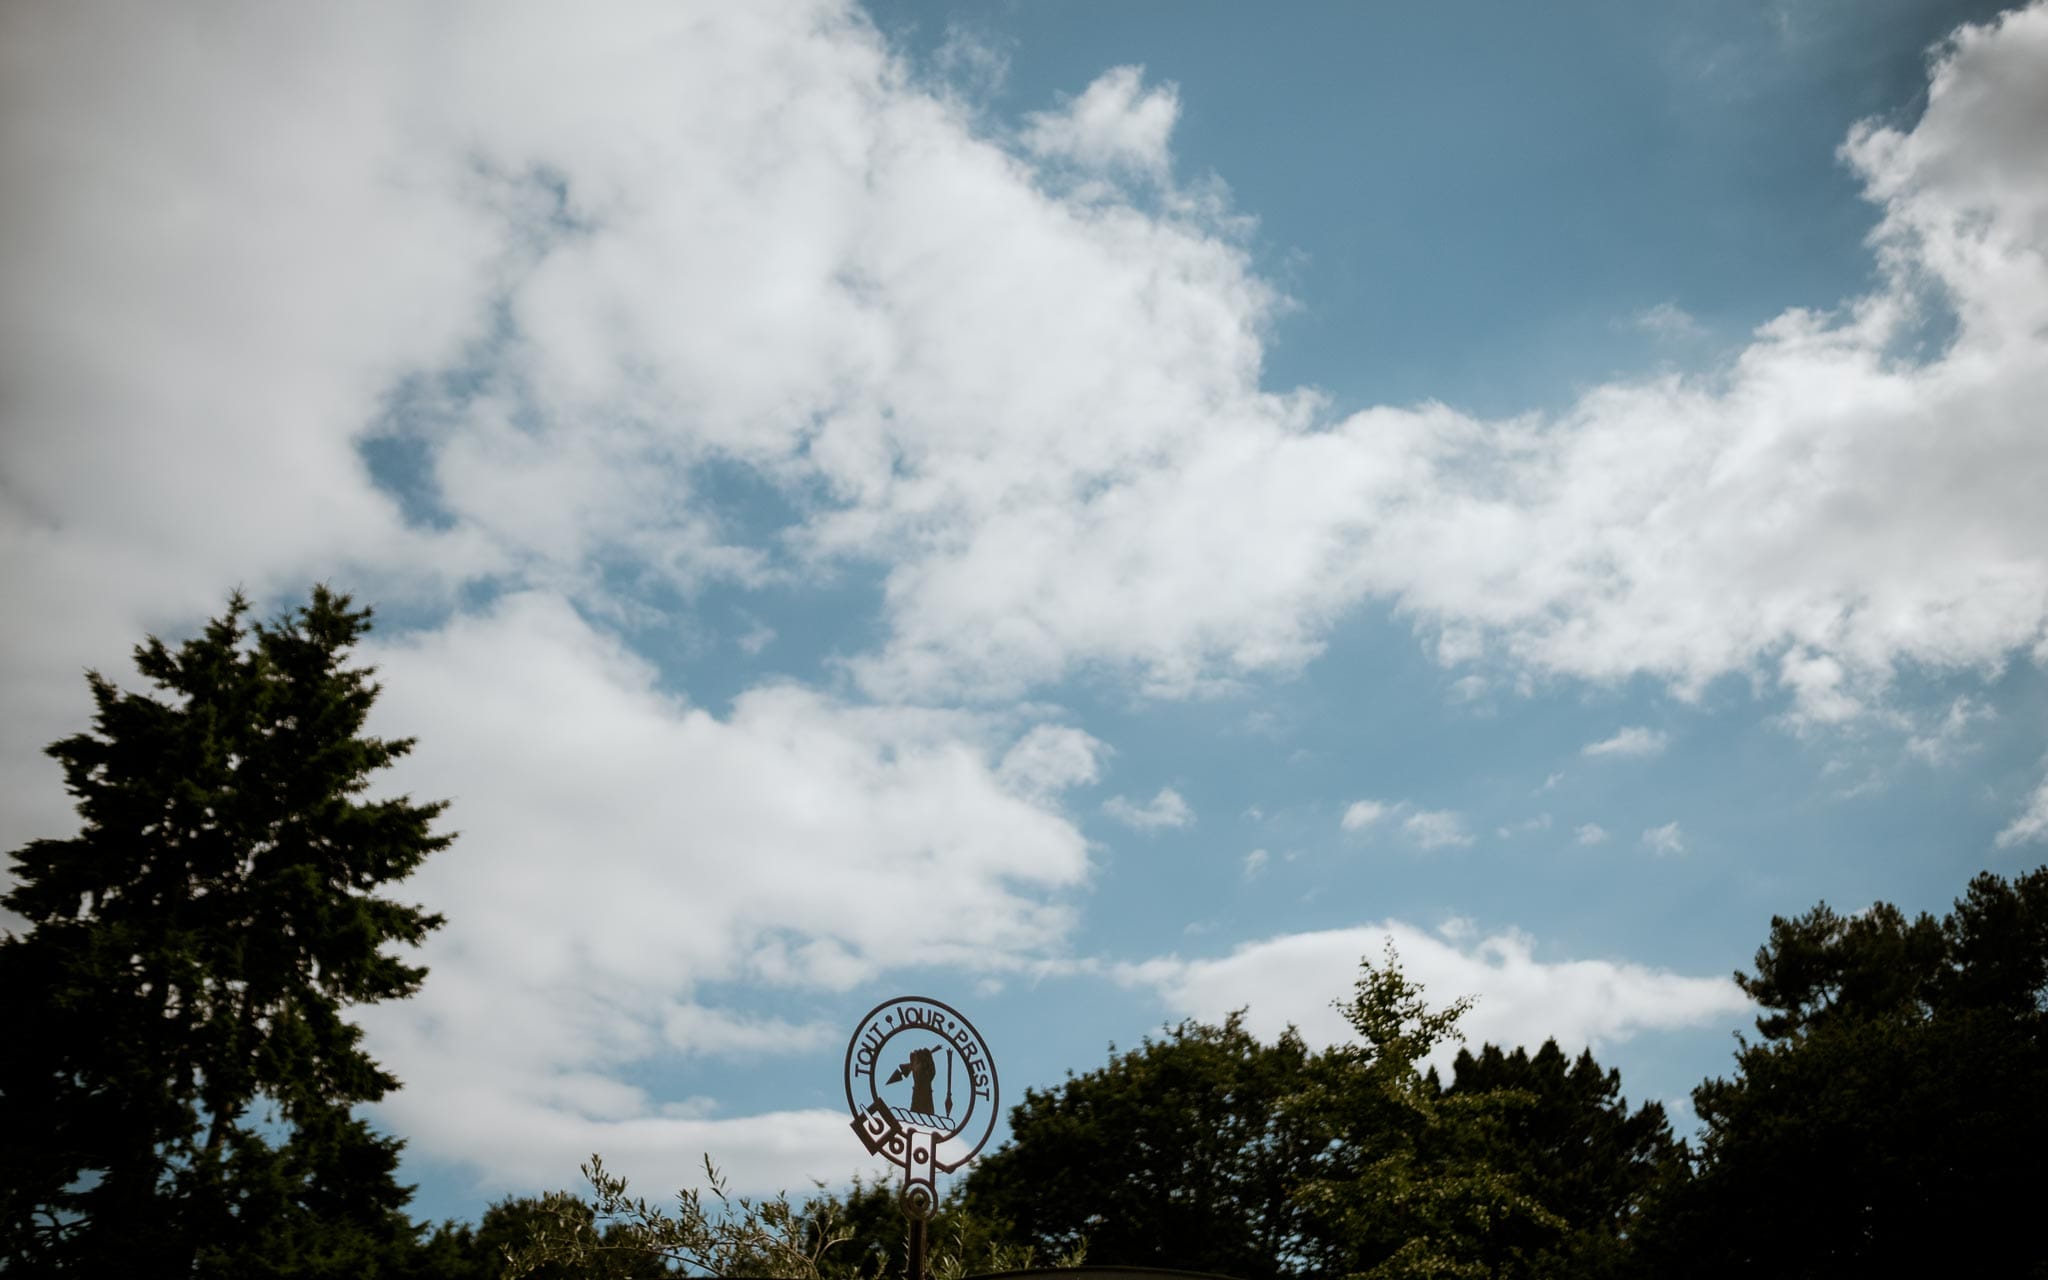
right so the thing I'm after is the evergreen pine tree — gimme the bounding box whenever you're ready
[0,587,451,1275]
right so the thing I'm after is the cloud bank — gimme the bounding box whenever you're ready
[1119,921,1752,1065]
[4,0,2047,1196]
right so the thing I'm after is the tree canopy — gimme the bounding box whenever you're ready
[1646,868,2048,1278]
[0,587,451,1276]
[1287,948,1569,1280]
[1441,1041,1683,1279]
[960,950,1681,1280]
[962,1013,1322,1279]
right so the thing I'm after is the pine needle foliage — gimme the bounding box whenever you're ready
[0,587,451,1275]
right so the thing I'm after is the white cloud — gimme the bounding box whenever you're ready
[1905,696,1994,765]
[1021,65,1180,180]
[661,1005,834,1058]
[11,0,2046,753]
[1103,786,1195,830]
[4,0,2048,1201]
[1779,651,1862,727]
[1582,726,1670,759]
[998,723,1106,798]
[1341,799,1390,831]
[1575,823,1611,845]
[1404,809,1474,850]
[1995,769,2048,847]
[1496,813,1553,838]
[1641,822,1687,857]
[1342,800,1471,849]
[736,620,778,656]
[1243,848,1270,879]
[1117,921,1752,1064]
[1633,301,1705,340]
[352,591,1096,1191]
[834,6,2048,716]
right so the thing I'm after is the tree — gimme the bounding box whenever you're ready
[1441,1041,1685,1279]
[962,1013,1325,1278]
[1643,868,2048,1278]
[963,955,1677,1280]
[0,587,452,1275]
[1288,947,1566,1280]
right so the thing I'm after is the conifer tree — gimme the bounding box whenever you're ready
[1642,868,2048,1278]
[0,587,451,1275]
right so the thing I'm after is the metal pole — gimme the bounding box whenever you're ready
[906,1208,928,1280]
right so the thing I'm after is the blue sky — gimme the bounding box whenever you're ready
[4,0,2047,1227]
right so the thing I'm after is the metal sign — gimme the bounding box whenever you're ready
[844,994,999,1220]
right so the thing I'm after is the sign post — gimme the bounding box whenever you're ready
[844,996,1000,1280]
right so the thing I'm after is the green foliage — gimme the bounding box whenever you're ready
[962,1012,1320,1278]
[958,949,1680,1280]
[1442,1042,1684,1279]
[0,587,451,1275]
[504,1154,850,1278]
[408,1194,673,1280]
[1290,947,1566,1280]
[503,1155,1070,1280]
[1645,867,2048,1278]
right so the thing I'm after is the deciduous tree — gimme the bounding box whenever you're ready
[1290,948,1565,1280]
[962,1013,1323,1278]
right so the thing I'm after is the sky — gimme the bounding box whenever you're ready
[4,0,2047,1228]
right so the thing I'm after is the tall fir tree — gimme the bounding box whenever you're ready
[0,587,451,1275]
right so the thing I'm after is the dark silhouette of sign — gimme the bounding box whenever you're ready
[845,995,999,1280]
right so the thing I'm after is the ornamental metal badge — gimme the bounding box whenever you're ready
[844,995,998,1219]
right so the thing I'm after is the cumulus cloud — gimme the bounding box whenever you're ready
[1575,823,1611,845]
[1641,822,1687,857]
[1021,65,1180,180]
[7,0,2048,1191]
[836,4,2048,724]
[1582,727,1670,759]
[1117,921,1752,1063]
[1103,786,1195,830]
[1496,813,1553,839]
[998,724,1106,798]
[1342,801,1480,850]
[13,1,2048,737]
[1633,301,1705,340]
[1404,809,1474,850]
[1243,848,1270,879]
[1905,696,1995,765]
[1341,799,1391,831]
[353,591,1096,1191]
[661,1006,835,1058]
[1995,771,2048,848]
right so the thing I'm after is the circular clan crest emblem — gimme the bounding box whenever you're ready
[844,995,998,1216]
